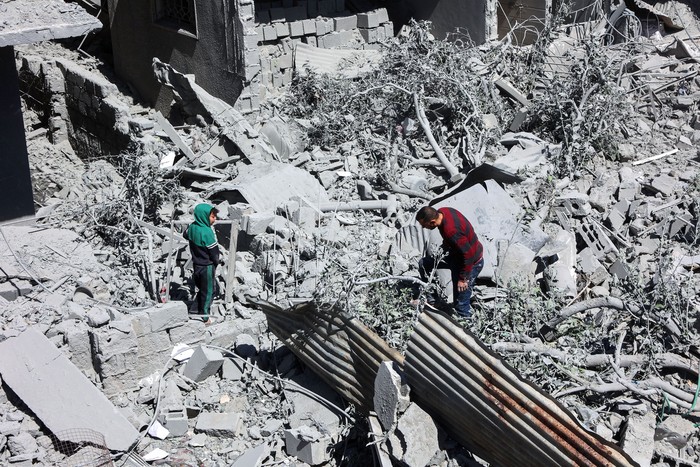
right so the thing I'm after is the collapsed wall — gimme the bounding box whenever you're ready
[236,0,393,113]
[17,55,136,158]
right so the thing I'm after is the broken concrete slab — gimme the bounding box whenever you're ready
[621,411,655,467]
[394,402,439,467]
[195,412,243,437]
[232,443,269,466]
[210,162,329,213]
[0,328,138,451]
[373,361,410,431]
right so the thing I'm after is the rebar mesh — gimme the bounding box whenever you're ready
[52,428,112,467]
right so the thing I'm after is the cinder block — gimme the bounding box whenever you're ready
[302,18,316,35]
[290,20,304,37]
[383,22,393,38]
[159,408,188,437]
[284,428,333,465]
[244,32,260,49]
[275,22,290,38]
[92,324,137,356]
[304,36,317,47]
[136,330,171,357]
[315,18,333,35]
[357,11,380,29]
[243,212,275,235]
[275,53,294,70]
[320,30,353,48]
[221,358,245,381]
[272,72,284,87]
[147,301,188,332]
[334,15,357,31]
[239,2,254,17]
[360,28,378,43]
[263,25,277,41]
[377,8,389,23]
[282,68,293,85]
[245,49,260,65]
[195,412,243,437]
[245,64,261,81]
[183,346,224,382]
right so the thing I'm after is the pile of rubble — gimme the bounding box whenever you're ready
[2,1,700,465]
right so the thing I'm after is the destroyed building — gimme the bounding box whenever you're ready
[2,0,700,465]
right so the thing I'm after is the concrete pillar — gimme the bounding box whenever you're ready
[0,46,35,222]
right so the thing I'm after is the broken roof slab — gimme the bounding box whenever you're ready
[0,0,101,47]
[209,162,329,213]
[0,327,139,451]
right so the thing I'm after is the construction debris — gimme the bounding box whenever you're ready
[3,0,700,465]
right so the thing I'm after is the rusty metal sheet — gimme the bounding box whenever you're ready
[256,299,403,411]
[258,299,636,466]
[405,311,637,467]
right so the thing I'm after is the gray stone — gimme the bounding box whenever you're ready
[334,15,357,31]
[609,260,630,280]
[261,419,283,436]
[605,209,626,233]
[222,358,245,381]
[233,443,269,467]
[555,192,591,217]
[651,173,677,196]
[395,403,439,467]
[183,346,224,382]
[0,328,138,451]
[0,422,21,436]
[195,412,243,437]
[621,412,655,467]
[373,361,410,431]
[243,213,276,235]
[86,307,111,327]
[146,301,188,332]
[284,427,332,465]
[188,433,207,447]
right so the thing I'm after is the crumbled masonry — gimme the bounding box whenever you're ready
[2,0,700,465]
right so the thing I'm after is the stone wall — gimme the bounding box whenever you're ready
[18,55,135,158]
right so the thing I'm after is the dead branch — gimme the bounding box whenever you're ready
[413,92,459,179]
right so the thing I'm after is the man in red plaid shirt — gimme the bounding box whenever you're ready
[416,206,484,318]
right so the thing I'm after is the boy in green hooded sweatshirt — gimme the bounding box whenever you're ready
[183,203,220,324]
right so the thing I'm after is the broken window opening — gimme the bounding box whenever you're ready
[153,0,198,38]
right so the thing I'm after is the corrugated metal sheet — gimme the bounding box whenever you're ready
[255,299,404,411]
[294,43,382,78]
[406,311,637,467]
[209,162,329,213]
[259,300,636,466]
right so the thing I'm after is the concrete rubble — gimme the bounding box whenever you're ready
[2,0,700,465]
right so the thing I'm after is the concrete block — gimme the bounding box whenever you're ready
[605,209,626,232]
[334,15,357,31]
[320,30,353,48]
[136,330,171,358]
[275,22,290,38]
[284,427,332,465]
[395,403,439,467]
[87,307,111,327]
[159,408,188,437]
[302,18,316,35]
[221,358,245,381]
[304,35,317,47]
[92,324,137,356]
[357,11,380,29]
[243,212,276,235]
[146,301,188,332]
[183,346,224,382]
[315,18,333,35]
[621,412,655,467]
[245,64,261,81]
[263,25,278,41]
[195,412,243,437]
[275,53,294,70]
[239,2,254,17]
[376,8,390,24]
[359,27,379,43]
[290,20,304,37]
[7,432,38,457]
[374,362,410,430]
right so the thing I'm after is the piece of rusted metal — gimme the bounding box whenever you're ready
[255,299,404,411]
[258,299,636,466]
[406,311,637,467]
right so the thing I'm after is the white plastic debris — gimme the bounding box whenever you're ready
[142,447,169,461]
[147,420,170,440]
[171,343,194,361]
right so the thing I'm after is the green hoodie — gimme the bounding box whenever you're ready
[186,203,217,248]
